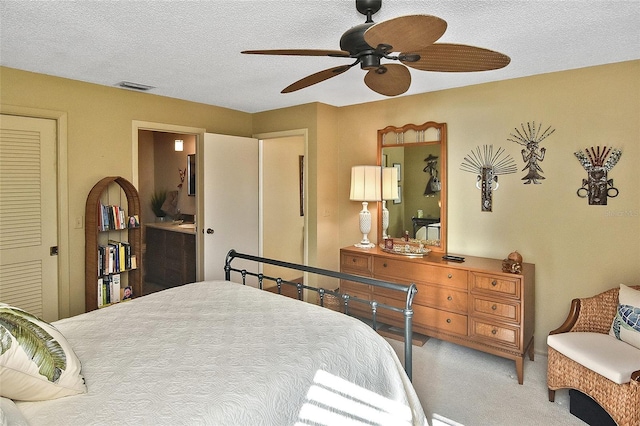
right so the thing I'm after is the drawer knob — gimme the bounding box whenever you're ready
[447,296,453,301]
[491,280,498,286]
[491,304,497,310]
[446,318,452,324]
[383,263,388,267]
[352,258,356,262]
[491,329,497,335]
[448,274,453,279]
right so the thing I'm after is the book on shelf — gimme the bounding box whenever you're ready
[98,245,104,277]
[103,275,111,305]
[122,241,131,270]
[97,274,122,307]
[98,202,127,231]
[111,274,121,303]
[97,277,104,307]
[98,240,136,275]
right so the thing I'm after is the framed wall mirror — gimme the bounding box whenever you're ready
[187,154,196,196]
[377,122,447,254]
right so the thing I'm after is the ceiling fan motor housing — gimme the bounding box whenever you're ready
[340,23,381,70]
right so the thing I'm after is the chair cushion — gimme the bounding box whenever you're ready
[547,332,640,384]
[609,283,640,350]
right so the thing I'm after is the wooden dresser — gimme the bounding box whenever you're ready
[340,246,535,384]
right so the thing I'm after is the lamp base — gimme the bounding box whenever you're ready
[355,202,375,249]
[354,241,376,249]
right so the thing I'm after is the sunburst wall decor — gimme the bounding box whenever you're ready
[460,145,517,212]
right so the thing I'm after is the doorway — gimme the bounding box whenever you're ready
[256,130,308,294]
[133,122,309,291]
[135,125,201,295]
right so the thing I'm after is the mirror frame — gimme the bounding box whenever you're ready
[187,154,196,196]
[377,121,447,254]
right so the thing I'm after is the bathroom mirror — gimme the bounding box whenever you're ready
[187,154,196,196]
[377,122,447,254]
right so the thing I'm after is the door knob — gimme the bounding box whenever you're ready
[206,228,214,234]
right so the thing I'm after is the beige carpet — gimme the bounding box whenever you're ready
[385,337,586,426]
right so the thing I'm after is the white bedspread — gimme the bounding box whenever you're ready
[17,281,426,425]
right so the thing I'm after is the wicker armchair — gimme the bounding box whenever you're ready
[547,285,640,426]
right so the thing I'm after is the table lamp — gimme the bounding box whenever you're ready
[350,165,381,248]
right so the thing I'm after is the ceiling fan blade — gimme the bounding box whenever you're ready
[401,43,511,72]
[282,65,351,93]
[364,15,447,53]
[242,49,350,58]
[364,64,411,96]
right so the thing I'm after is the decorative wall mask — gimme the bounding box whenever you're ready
[574,146,622,205]
[507,122,555,184]
[461,145,517,212]
[423,154,441,196]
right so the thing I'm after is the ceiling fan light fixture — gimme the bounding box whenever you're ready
[360,54,381,70]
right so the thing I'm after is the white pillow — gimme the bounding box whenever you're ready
[609,284,640,350]
[0,397,29,426]
[0,304,87,401]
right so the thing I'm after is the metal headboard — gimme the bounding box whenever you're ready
[224,249,417,380]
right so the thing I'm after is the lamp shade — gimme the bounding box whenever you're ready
[350,166,381,202]
[382,167,399,200]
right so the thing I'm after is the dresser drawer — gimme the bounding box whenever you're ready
[471,296,520,323]
[470,319,520,349]
[373,257,468,290]
[375,281,468,313]
[414,304,468,336]
[471,272,521,299]
[341,252,372,275]
[340,280,371,299]
[371,294,468,336]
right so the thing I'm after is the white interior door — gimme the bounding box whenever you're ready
[202,133,259,282]
[0,114,58,321]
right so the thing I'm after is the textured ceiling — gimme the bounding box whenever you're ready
[1,1,639,113]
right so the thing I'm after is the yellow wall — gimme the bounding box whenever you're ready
[2,61,639,355]
[1,67,252,316]
[335,60,640,352]
[262,135,305,281]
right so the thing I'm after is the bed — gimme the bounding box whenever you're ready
[1,250,425,425]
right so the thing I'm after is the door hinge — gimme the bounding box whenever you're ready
[50,246,59,256]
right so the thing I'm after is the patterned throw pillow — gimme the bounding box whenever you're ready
[0,304,87,401]
[609,284,640,350]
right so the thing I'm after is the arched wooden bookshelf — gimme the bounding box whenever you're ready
[85,176,142,312]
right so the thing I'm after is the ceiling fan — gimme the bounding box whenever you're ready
[242,0,510,96]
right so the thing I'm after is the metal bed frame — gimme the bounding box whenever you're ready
[224,249,418,380]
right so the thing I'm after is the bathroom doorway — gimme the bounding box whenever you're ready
[138,130,197,294]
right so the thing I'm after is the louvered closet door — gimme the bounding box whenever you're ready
[0,114,58,321]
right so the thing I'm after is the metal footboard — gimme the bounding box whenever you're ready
[224,249,417,380]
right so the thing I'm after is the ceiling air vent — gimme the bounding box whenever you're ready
[116,81,155,91]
